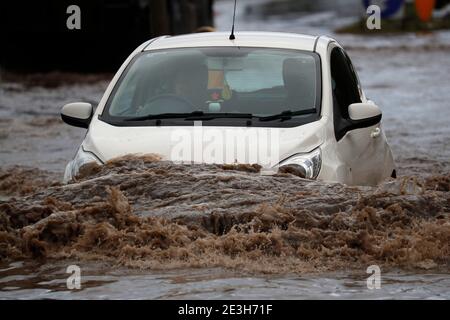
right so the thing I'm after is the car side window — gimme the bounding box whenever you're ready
[344,51,364,100]
[330,47,362,119]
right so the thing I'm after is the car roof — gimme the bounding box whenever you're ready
[144,32,321,52]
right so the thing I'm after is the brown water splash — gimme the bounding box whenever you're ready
[0,167,60,197]
[0,158,448,274]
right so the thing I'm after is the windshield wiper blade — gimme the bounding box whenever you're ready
[185,112,255,121]
[125,109,316,122]
[125,111,204,122]
[125,111,255,122]
[258,108,317,122]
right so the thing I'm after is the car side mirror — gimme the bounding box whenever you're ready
[348,102,382,121]
[335,102,382,141]
[61,102,93,129]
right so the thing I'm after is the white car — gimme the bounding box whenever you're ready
[61,32,396,186]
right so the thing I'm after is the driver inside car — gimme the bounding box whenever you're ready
[173,64,209,109]
[135,60,209,116]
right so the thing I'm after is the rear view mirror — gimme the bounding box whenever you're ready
[335,102,382,141]
[61,102,93,129]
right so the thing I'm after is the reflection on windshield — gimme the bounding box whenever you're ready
[107,47,320,119]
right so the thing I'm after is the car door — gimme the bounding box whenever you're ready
[330,46,389,185]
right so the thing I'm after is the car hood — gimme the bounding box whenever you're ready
[83,118,326,168]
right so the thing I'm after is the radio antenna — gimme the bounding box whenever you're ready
[229,0,237,40]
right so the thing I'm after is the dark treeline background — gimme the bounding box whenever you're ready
[0,0,214,72]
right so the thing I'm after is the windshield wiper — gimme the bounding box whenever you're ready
[125,111,255,122]
[185,112,255,121]
[124,109,316,122]
[125,111,202,122]
[258,108,317,122]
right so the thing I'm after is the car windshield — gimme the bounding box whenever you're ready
[106,47,320,120]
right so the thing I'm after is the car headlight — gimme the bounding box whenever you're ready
[277,148,322,179]
[64,147,102,182]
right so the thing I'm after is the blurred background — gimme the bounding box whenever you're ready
[1,0,449,72]
[0,0,214,72]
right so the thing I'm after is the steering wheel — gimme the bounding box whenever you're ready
[138,94,196,116]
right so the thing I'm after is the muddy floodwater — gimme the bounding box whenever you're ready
[1,1,449,299]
